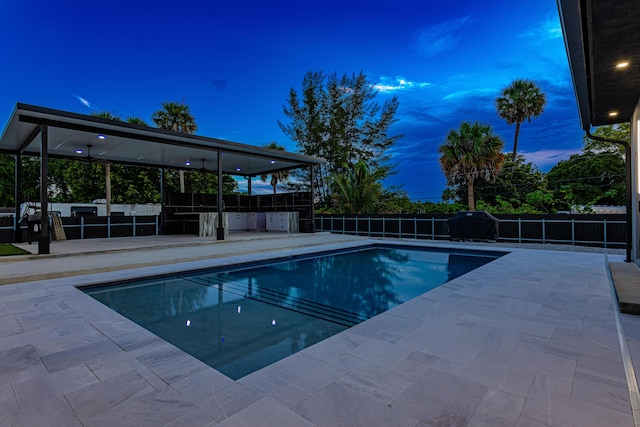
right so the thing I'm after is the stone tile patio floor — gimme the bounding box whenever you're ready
[0,233,637,426]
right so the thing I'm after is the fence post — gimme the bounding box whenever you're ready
[81,217,85,240]
[368,217,371,237]
[107,216,111,239]
[383,217,386,238]
[355,216,359,236]
[603,219,607,248]
[155,215,159,236]
[542,218,545,244]
[432,217,435,240]
[571,219,575,245]
[518,218,522,243]
[133,216,137,237]
[414,217,417,239]
[398,216,402,238]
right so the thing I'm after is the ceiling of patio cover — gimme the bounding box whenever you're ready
[0,103,325,176]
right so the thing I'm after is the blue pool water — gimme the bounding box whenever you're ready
[82,245,504,379]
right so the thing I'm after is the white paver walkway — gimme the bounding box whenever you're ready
[0,233,637,426]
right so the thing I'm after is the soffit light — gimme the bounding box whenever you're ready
[185,160,191,166]
[75,149,83,154]
[270,160,276,164]
[609,111,618,117]
[97,134,106,140]
[616,61,629,69]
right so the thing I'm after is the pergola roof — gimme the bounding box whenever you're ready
[0,103,324,176]
[557,0,640,129]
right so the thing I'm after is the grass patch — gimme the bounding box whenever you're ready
[0,244,29,256]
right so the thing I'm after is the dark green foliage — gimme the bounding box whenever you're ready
[448,154,552,212]
[330,160,388,214]
[0,154,16,206]
[163,170,238,195]
[438,121,505,211]
[584,123,629,156]
[279,71,401,206]
[546,152,625,208]
[152,102,197,133]
[496,79,546,161]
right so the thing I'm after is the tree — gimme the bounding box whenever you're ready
[260,142,289,194]
[127,117,149,126]
[152,101,198,193]
[330,160,389,214]
[546,152,625,208]
[438,122,505,211]
[450,153,545,208]
[279,71,401,205]
[496,79,546,161]
[584,122,629,156]
[0,154,16,206]
[152,102,198,133]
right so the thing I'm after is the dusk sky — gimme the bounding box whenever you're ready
[0,0,584,201]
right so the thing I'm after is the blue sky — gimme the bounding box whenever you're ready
[0,0,583,200]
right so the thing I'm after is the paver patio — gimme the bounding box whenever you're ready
[0,233,637,426]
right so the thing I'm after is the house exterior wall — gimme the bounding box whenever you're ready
[633,98,640,264]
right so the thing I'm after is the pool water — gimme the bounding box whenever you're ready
[82,245,503,379]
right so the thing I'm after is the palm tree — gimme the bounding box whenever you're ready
[152,102,197,192]
[496,79,546,162]
[260,142,289,195]
[330,160,388,214]
[439,122,505,211]
[152,101,198,133]
[127,117,148,126]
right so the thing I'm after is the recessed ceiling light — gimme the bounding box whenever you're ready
[270,160,276,164]
[236,167,241,171]
[75,149,83,154]
[185,160,191,166]
[616,62,629,68]
[97,134,106,140]
[609,111,618,117]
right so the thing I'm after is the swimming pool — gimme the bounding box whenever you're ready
[82,244,504,379]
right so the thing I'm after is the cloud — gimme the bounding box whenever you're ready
[416,16,472,57]
[203,77,229,91]
[71,93,94,109]
[442,87,498,102]
[521,148,581,169]
[518,15,562,41]
[373,76,431,93]
[210,79,228,91]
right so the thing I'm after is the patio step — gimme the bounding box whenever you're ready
[610,262,640,314]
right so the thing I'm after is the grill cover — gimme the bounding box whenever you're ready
[448,211,499,240]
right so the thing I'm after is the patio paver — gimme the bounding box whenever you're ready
[0,234,636,426]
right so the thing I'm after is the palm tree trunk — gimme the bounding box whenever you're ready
[467,178,475,211]
[512,120,522,162]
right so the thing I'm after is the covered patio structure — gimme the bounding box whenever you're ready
[557,0,640,265]
[0,103,325,254]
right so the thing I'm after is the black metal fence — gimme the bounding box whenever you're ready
[0,215,159,243]
[315,213,627,248]
[0,212,628,248]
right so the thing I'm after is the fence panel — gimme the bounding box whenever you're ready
[315,214,626,248]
